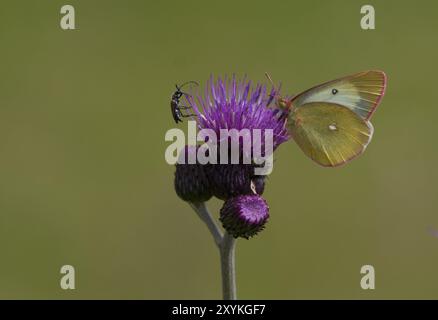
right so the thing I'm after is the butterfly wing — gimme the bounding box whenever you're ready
[290,70,386,120]
[289,102,374,167]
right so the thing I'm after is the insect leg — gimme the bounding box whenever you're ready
[181,113,197,118]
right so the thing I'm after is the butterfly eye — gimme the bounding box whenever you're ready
[331,88,338,95]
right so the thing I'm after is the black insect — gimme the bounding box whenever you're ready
[171,81,198,123]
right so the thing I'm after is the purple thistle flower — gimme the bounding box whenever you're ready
[186,75,289,150]
[172,76,291,298]
[220,194,269,239]
[182,75,289,200]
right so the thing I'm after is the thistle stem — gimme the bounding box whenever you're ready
[190,202,237,300]
[220,232,237,300]
[190,202,223,247]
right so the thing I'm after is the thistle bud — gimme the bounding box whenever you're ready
[174,146,212,203]
[220,194,269,239]
[205,164,266,200]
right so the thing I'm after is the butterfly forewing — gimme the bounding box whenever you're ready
[289,102,374,167]
[290,70,386,120]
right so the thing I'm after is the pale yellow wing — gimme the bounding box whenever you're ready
[290,70,386,120]
[289,102,374,167]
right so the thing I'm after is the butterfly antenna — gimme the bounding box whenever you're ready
[265,72,281,99]
[265,72,275,88]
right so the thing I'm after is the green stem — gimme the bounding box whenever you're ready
[190,202,237,300]
[190,202,223,247]
[220,232,237,300]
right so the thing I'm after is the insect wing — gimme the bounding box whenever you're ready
[288,102,373,167]
[290,70,386,120]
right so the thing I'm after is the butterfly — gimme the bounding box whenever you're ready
[267,70,387,167]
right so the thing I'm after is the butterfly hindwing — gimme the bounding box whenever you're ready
[288,102,374,167]
[290,70,386,120]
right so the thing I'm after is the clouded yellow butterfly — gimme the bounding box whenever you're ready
[267,70,387,167]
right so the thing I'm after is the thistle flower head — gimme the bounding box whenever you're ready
[181,75,289,200]
[186,75,289,150]
[174,75,287,239]
[220,194,269,239]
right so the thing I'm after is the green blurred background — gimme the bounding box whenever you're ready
[0,0,437,299]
